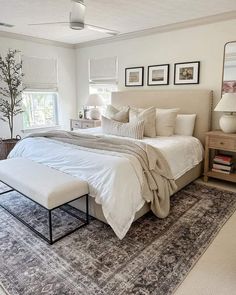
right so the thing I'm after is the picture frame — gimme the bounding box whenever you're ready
[174,61,200,85]
[147,64,169,86]
[125,67,144,87]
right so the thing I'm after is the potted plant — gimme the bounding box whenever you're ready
[0,49,24,159]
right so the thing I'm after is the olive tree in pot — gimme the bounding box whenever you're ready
[0,49,24,159]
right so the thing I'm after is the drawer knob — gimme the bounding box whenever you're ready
[220,142,224,145]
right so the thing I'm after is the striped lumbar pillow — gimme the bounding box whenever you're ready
[129,107,156,138]
[101,116,144,139]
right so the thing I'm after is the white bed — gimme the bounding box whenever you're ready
[10,132,203,239]
[9,89,213,239]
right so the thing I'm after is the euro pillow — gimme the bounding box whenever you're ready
[174,114,197,136]
[101,116,144,139]
[129,107,156,137]
[156,108,179,136]
[105,104,129,123]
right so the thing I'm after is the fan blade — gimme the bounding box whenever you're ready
[0,22,14,28]
[85,24,119,36]
[28,22,69,26]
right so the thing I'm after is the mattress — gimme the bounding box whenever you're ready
[9,130,203,239]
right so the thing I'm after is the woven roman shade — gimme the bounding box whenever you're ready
[89,56,118,84]
[22,55,58,90]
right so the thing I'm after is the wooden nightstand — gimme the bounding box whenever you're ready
[70,119,101,130]
[204,130,236,183]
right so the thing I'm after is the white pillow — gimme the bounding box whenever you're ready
[156,108,179,136]
[129,107,156,138]
[174,114,197,136]
[101,116,145,139]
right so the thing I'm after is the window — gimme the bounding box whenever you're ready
[89,56,118,106]
[89,84,117,105]
[22,91,58,129]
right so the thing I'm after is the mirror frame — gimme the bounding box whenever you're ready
[221,40,236,94]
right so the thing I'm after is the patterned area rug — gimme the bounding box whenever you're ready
[0,182,236,295]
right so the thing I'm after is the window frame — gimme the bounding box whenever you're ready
[22,90,59,132]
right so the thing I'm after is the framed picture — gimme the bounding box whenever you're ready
[147,64,169,86]
[125,67,144,87]
[174,61,200,85]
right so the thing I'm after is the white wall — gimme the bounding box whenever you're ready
[76,18,236,129]
[0,36,77,139]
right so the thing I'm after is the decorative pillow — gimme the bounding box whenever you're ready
[156,108,179,136]
[174,114,197,136]
[105,105,129,123]
[129,107,156,137]
[101,116,144,139]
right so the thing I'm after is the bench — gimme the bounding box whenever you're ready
[0,158,89,244]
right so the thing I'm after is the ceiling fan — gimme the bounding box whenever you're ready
[28,0,119,36]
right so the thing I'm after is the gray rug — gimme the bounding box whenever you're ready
[0,182,236,295]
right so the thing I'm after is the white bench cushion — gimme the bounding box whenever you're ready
[0,158,88,210]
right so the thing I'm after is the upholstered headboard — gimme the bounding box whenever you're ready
[111,89,213,144]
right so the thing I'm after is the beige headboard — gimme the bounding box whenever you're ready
[111,89,213,145]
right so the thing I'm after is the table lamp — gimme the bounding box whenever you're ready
[85,94,105,120]
[214,93,236,133]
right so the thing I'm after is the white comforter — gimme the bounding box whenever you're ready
[9,130,203,239]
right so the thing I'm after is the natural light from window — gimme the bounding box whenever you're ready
[22,92,58,129]
[89,84,117,106]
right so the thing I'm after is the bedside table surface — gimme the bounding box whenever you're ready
[206,130,236,139]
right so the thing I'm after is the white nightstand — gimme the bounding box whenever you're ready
[70,119,101,130]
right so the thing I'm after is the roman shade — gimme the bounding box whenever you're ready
[22,55,58,90]
[89,56,118,84]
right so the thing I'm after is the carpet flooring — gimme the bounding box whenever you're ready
[0,182,236,295]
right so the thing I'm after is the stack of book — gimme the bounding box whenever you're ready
[212,154,234,174]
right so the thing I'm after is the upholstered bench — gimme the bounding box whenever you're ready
[0,158,89,244]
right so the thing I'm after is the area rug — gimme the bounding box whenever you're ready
[0,182,236,295]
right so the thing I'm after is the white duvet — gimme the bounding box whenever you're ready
[9,129,203,239]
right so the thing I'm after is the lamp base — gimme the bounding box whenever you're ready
[88,108,101,120]
[219,114,236,133]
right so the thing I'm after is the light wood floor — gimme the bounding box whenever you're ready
[175,178,236,295]
[0,178,235,295]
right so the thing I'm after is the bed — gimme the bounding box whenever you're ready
[9,89,213,239]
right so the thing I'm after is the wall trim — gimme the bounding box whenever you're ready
[0,31,75,49]
[76,11,236,49]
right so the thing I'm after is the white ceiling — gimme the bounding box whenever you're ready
[0,0,236,45]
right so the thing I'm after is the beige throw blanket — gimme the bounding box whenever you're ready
[28,130,177,218]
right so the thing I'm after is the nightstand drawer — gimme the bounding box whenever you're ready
[82,121,94,128]
[71,120,82,129]
[209,136,236,150]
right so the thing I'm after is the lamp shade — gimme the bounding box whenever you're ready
[214,93,236,112]
[85,94,104,107]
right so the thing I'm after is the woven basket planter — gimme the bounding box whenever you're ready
[0,136,21,160]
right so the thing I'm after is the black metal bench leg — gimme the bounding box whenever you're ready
[48,210,53,245]
[0,189,14,195]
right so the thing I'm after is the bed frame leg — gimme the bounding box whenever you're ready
[86,194,89,224]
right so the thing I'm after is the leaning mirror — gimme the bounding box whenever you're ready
[222,41,236,93]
